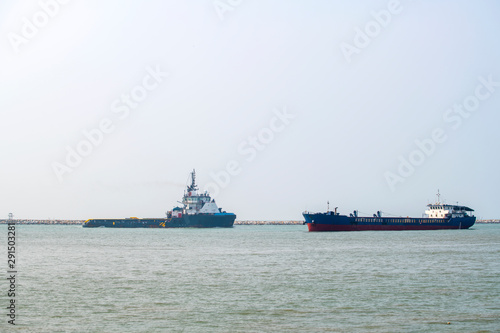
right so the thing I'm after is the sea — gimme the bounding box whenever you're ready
[1,224,499,332]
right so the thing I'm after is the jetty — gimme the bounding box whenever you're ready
[0,219,304,226]
[2,219,496,225]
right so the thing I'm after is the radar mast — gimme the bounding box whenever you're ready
[187,169,198,192]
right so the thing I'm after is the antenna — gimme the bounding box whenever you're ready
[187,169,198,192]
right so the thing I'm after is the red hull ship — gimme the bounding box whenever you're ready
[303,192,475,232]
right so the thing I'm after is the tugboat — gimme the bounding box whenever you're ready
[303,191,475,232]
[83,170,236,228]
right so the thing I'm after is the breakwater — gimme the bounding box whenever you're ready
[235,220,303,225]
[1,219,497,225]
[0,219,85,225]
[0,219,304,225]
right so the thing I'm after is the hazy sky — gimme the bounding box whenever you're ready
[1,0,499,220]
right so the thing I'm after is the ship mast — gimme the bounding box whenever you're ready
[436,189,441,204]
[187,169,198,192]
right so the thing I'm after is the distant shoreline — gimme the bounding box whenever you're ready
[0,219,305,226]
[0,219,498,225]
[475,220,500,224]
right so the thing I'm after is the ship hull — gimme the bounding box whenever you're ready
[83,214,236,228]
[303,213,475,232]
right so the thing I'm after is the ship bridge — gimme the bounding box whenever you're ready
[424,190,474,219]
[182,169,221,215]
[425,204,474,219]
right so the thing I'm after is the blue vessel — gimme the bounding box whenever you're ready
[303,192,475,232]
[83,170,236,228]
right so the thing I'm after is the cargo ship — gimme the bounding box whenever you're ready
[303,192,475,232]
[83,170,236,228]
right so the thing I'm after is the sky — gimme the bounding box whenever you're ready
[1,0,499,221]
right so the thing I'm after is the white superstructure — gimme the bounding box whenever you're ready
[180,170,221,215]
[424,191,474,219]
